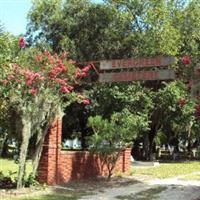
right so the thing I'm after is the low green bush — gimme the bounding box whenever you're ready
[0,171,16,189]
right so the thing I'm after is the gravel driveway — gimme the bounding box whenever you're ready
[80,173,200,200]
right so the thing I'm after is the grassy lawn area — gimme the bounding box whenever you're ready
[0,158,32,177]
[181,173,200,181]
[0,158,18,176]
[3,191,90,200]
[129,161,200,179]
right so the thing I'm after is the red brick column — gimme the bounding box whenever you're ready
[122,148,131,172]
[37,118,62,185]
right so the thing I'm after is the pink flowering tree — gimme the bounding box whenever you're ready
[0,41,91,188]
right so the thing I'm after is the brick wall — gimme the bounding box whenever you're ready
[37,118,131,185]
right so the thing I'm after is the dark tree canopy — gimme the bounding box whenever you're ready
[27,0,200,64]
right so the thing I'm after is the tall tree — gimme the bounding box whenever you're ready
[0,46,91,188]
[0,24,20,157]
[26,0,200,161]
[27,0,200,60]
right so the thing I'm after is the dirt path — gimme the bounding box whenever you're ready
[81,183,152,200]
[80,173,200,200]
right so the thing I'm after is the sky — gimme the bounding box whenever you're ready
[0,0,103,36]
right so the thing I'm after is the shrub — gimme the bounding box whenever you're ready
[24,173,40,187]
[88,109,149,179]
[0,171,16,189]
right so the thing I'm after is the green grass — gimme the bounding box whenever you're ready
[3,191,90,200]
[0,159,18,176]
[130,161,200,179]
[0,158,32,177]
[116,186,167,200]
[181,173,200,181]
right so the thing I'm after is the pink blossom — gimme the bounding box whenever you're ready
[35,54,43,63]
[30,88,38,95]
[61,51,69,60]
[44,50,51,57]
[60,86,70,93]
[81,72,87,77]
[26,80,33,86]
[67,86,73,91]
[77,93,90,105]
[48,56,54,65]
[12,64,20,70]
[75,69,82,78]
[24,70,42,85]
[12,64,22,74]
[77,93,85,100]
[44,51,55,64]
[49,63,66,79]
[57,61,67,72]
[75,67,88,79]
[48,69,60,79]
[83,99,90,105]
[16,80,22,84]
[33,72,41,79]
[82,65,91,73]
[8,75,15,80]
[181,56,191,65]
[55,78,67,86]
[19,37,26,49]
[68,59,76,64]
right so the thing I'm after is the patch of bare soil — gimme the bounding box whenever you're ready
[57,176,140,193]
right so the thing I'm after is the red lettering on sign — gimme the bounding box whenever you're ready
[127,59,132,67]
[99,69,174,82]
[154,58,161,66]
[112,58,154,68]
[101,56,175,70]
[111,71,160,81]
[112,60,116,68]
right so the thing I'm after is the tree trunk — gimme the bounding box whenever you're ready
[0,134,8,157]
[105,152,120,180]
[143,134,149,160]
[187,121,193,153]
[17,119,31,189]
[81,131,86,150]
[148,123,160,161]
[148,134,155,161]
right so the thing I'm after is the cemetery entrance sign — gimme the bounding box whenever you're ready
[99,56,175,82]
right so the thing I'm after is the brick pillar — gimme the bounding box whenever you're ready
[37,118,62,185]
[122,148,131,172]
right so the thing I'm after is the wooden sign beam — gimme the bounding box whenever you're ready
[99,70,175,83]
[100,56,175,70]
